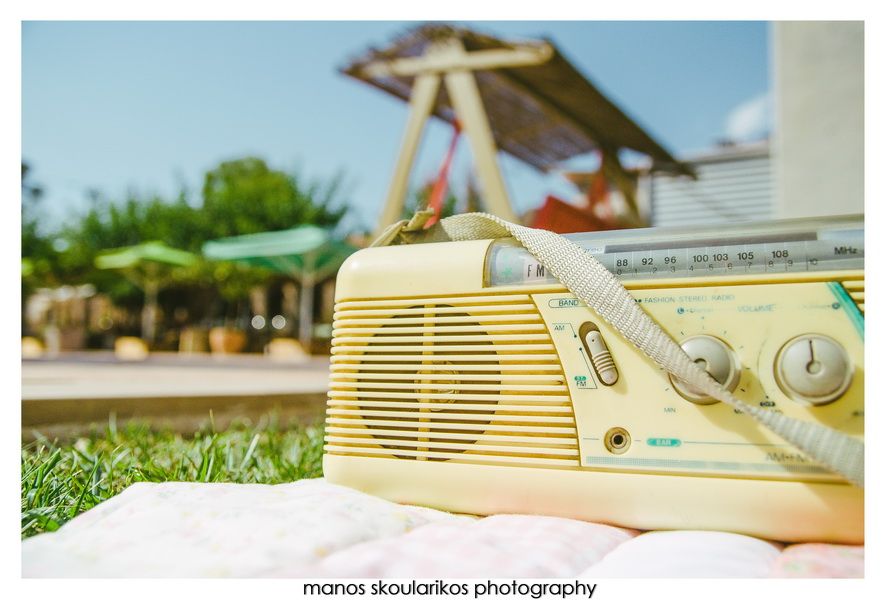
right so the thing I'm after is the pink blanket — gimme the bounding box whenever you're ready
[21,479,863,578]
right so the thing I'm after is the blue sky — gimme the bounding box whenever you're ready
[22,21,770,233]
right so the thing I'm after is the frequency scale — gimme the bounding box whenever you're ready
[487,215,864,285]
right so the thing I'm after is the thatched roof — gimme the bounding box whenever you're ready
[343,24,691,176]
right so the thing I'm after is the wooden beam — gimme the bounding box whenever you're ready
[495,68,609,160]
[374,73,441,237]
[500,68,691,178]
[444,66,519,223]
[362,44,553,78]
[600,148,641,222]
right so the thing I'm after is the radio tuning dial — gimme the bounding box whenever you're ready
[775,334,852,406]
[670,335,741,405]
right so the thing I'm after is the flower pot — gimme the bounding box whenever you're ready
[208,327,246,354]
[179,326,209,354]
[114,336,149,361]
[265,337,307,362]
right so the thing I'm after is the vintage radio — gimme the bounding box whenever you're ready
[323,216,864,543]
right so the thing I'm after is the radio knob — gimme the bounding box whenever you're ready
[775,335,852,406]
[670,335,741,405]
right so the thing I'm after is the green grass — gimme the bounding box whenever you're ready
[21,414,325,539]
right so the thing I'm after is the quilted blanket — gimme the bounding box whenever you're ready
[21,479,863,578]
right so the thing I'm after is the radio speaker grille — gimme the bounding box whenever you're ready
[326,293,579,468]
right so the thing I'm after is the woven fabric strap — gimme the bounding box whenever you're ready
[374,211,864,487]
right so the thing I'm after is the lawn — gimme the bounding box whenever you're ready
[21,414,325,539]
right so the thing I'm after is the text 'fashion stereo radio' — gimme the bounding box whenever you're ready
[323,216,864,543]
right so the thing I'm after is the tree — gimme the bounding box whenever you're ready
[55,193,203,310]
[45,156,351,335]
[200,157,347,238]
[197,158,349,314]
[21,162,59,292]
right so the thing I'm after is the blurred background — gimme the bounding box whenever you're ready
[20,20,863,436]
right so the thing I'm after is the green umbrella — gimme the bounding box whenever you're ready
[96,241,197,345]
[95,241,196,270]
[203,226,356,349]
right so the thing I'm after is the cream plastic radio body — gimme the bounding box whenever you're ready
[326,219,864,543]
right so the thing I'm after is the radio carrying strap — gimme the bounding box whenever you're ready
[373,210,865,487]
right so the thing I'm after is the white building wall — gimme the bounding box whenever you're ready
[648,143,773,227]
[772,21,864,218]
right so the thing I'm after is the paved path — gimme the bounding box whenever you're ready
[22,353,331,438]
[23,352,330,400]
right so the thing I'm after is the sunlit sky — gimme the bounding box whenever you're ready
[22,21,770,233]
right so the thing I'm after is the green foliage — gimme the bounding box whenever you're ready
[23,157,349,309]
[21,415,325,538]
[201,157,347,238]
[22,162,60,293]
[195,157,348,302]
[206,260,271,303]
[57,194,205,305]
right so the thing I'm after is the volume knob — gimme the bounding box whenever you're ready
[775,334,852,406]
[670,335,741,405]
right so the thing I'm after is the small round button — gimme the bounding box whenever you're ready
[670,335,741,405]
[775,334,852,406]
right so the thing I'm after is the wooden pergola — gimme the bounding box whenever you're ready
[343,25,691,236]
